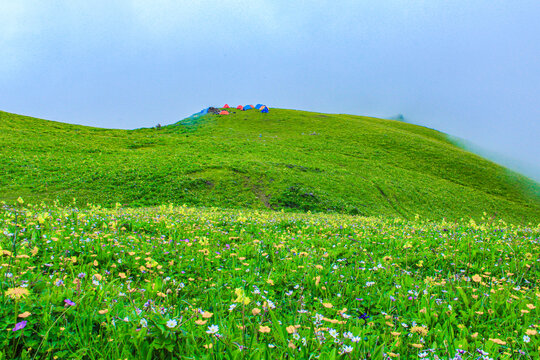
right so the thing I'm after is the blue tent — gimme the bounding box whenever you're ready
[243,105,253,111]
[200,107,209,114]
[261,107,269,113]
[255,104,263,109]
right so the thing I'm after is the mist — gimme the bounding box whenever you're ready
[1,1,539,182]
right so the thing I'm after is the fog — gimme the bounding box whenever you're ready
[1,1,539,181]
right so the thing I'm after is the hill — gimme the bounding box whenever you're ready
[1,108,539,223]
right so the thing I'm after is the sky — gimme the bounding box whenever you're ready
[1,1,539,182]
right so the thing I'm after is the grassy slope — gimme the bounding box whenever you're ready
[1,109,539,223]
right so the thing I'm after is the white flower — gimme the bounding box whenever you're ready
[351,336,361,343]
[140,318,148,328]
[206,324,219,334]
[166,319,177,328]
[343,331,353,339]
[341,345,353,354]
[523,335,531,343]
[229,304,237,311]
[328,328,338,338]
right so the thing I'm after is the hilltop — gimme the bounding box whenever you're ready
[1,108,539,223]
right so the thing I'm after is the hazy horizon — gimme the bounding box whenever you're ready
[2,1,539,181]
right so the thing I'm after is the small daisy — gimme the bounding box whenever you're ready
[206,324,219,334]
[166,319,177,328]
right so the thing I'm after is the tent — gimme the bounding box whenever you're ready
[255,104,263,109]
[261,106,269,113]
[200,108,209,114]
[236,105,243,109]
[243,105,254,111]
[223,104,230,108]
[219,110,229,115]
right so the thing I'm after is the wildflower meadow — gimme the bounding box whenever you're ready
[0,199,539,359]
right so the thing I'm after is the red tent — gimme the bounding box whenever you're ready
[236,105,243,109]
[219,110,229,115]
[223,104,230,108]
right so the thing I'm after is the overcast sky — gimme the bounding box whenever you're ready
[1,1,539,181]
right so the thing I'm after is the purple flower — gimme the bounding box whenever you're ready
[65,299,76,306]
[13,321,27,331]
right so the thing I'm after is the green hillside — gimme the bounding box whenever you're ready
[1,108,539,223]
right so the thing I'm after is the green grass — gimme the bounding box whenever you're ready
[1,108,539,224]
[0,202,538,359]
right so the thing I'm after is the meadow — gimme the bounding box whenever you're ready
[2,109,539,224]
[1,199,538,359]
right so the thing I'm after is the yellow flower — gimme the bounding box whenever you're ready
[233,288,250,305]
[118,272,126,279]
[322,302,333,308]
[526,304,536,310]
[195,320,207,325]
[252,308,261,316]
[98,309,108,315]
[203,343,213,349]
[266,279,274,285]
[489,338,506,345]
[202,311,213,319]
[411,344,423,348]
[525,329,537,336]
[391,332,401,336]
[258,325,271,333]
[286,325,299,334]
[5,287,30,300]
[472,274,482,282]
[410,326,429,336]
[17,197,24,204]
[383,256,392,262]
[18,311,32,318]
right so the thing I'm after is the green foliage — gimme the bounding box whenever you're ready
[0,203,538,359]
[0,109,539,224]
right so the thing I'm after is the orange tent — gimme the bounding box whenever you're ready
[223,104,230,108]
[219,110,229,115]
[236,105,243,109]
